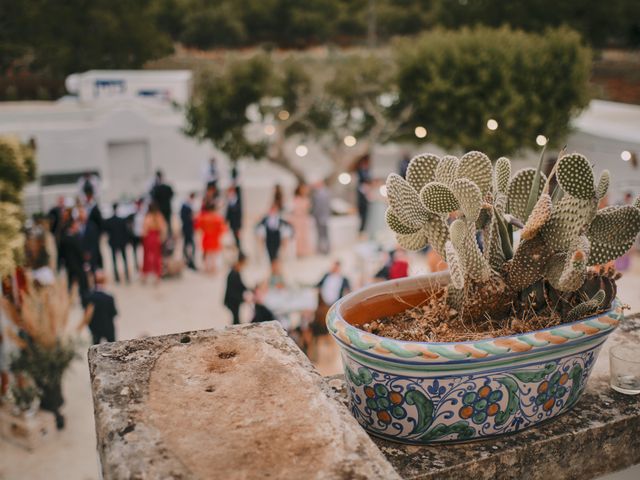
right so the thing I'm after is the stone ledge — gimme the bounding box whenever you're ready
[88,322,400,480]
[330,314,640,480]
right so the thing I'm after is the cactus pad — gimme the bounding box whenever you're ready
[456,151,493,195]
[406,153,440,192]
[450,219,490,281]
[566,290,606,323]
[556,153,595,200]
[586,205,640,265]
[386,173,429,228]
[445,240,465,289]
[494,157,511,194]
[541,196,597,251]
[396,229,429,251]
[434,155,459,185]
[521,193,552,241]
[423,214,450,258]
[595,170,610,200]
[420,182,459,214]
[506,236,550,290]
[385,207,421,235]
[451,178,482,223]
[507,168,546,223]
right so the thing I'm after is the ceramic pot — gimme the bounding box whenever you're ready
[327,272,621,444]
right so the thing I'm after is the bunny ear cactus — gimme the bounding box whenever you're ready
[385,150,640,325]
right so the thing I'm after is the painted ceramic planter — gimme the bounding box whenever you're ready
[327,272,622,444]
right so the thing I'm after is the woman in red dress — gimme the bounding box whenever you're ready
[142,202,167,284]
[195,202,226,273]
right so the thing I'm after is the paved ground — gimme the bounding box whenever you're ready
[1,244,640,480]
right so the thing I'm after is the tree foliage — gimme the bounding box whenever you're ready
[395,27,591,158]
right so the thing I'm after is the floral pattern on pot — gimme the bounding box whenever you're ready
[342,346,599,444]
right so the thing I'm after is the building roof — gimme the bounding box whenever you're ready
[572,100,640,144]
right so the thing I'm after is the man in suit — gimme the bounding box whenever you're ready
[224,254,248,325]
[60,218,89,300]
[79,270,117,345]
[314,261,350,335]
[104,203,130,283]
[225,185,243,252]
[180,192,197,270]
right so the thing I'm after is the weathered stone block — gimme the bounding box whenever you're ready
[89,322,399,480]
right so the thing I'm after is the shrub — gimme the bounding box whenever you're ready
[395,27,591,158]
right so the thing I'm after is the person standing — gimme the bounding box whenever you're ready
[225,185,243,253]
[257,203,292,262]
[203,157,219,191]
[142,203,167,284]
[180,192,197,270]
[60,218,89,300]
[311,180,331,255]
[83,190,104,271]
[150,170,174,237]
[195,202,226,273]
[356,154,372,234]
[224,254,248,325]
[289,183,313,257]
[48,196,66,271]
[104,203,130,283]
[314,261,350,335]
[79,270,117,345]
[398,153,410,178]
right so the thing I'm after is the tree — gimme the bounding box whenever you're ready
[395,27,591,158]
[185,51,411,179]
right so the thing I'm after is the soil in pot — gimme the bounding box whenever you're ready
[361,267,619,343]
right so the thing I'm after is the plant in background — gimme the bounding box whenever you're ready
[9,373,40,414]
[0,135,36,277]
[385,150,640,333]
[1,279,77,428]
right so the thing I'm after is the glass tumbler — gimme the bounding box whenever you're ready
[610,344,640,395]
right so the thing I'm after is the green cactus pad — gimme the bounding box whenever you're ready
[386,173,429,228]
[634,196,640,209]
[521,193,552,240]
[396,229,429,251]
[451,178,482,223]
[507,168,546,223]
[588,205,640,245]
[456,151,493,195]
[450,219,490,281]
[557,237,590,292]
[507,236,551,290]
[423,214,450,258]
[420,182,459,214]
[434,155,459,185]
[545,253,566,291]
[556,153,595,200]
[586,205,640,265]
[566,290,606,323]
[406,153,440,192]
[445,240,465,289]
[484,214,505,270]
[385,207,421,235]
[595,170,610,200]
[541,196,597,251]
[494,157,511,194]
[588,238,636,265]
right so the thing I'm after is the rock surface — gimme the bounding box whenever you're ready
[88,321,399,480]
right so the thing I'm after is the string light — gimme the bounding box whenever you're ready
[264,125,275,136]
[295,145,308,157]
[621,150,632,162]
[344,135,357,147]
[278,110,290,121]
[486,119,498,131]
[414,126,427,138]
[338,172,352,185]
[536,135,547,146]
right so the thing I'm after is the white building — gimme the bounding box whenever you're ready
[0,70,297,217]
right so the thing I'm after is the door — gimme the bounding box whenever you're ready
[107,140,150,201]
